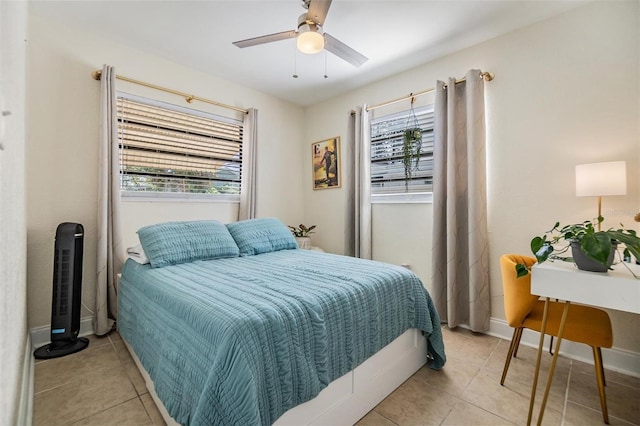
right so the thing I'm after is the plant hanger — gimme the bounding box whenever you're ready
[402,95,423,192]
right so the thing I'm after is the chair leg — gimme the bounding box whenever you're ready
[501,328,522,385]
[548,299,559,355]
[598,347,606,387]
[512,327,524,358]
[593,346,609,424]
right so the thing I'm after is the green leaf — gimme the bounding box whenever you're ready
[580,232,611,264]
[530,236,545,254]
[609,230,640,261]
[608,230,639,247]
[515,263,530,278]
[531,237,553,263]
[535,244,554,264]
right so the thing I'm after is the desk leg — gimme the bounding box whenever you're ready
[536,301,570,426]
[527,297,550,426]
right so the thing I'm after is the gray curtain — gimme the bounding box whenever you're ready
[96,64,126,336]
[350,105,372,259]
[239,108,258,220]
[431,69,490,332]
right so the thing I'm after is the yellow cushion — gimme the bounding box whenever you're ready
[500,254,539,327]
[524,300,612,348]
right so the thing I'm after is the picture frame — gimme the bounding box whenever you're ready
[312,137,341,190]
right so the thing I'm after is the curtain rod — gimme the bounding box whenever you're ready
[91,70,249,114]
[366,71,494,112]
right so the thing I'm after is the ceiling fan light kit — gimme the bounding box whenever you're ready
[297,20,324,54]
[232,0,368,67]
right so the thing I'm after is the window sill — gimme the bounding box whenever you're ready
[121,192,240,203]
[371,192,433,204]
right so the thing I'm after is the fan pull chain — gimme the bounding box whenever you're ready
[293,45,299,79]
[324,50,328,79]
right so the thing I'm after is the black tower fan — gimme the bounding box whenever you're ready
[34,223,89,359]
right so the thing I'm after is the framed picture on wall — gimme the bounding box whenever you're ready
[312,137,341,190]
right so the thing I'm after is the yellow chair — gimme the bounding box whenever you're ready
[499,254,613,424]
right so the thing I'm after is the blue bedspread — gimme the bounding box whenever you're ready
[118,250,445,425]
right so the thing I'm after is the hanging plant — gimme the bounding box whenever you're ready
[402,97,423,192]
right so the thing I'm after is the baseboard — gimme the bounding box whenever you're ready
[29,316,94,350]
[487,317,640,378]
[17,334,34,426]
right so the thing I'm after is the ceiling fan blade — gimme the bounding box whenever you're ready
[233,30,297,48]
[324,33,368,67]
[307,0,332,26]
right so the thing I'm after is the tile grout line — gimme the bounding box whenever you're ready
[69,395,142,425]
[88,334,146,424]
[457,337,521,426]
[110,330,156,424]
[138,394,160,425]
[33,345,112,395]
[373,410,399,426]
[33,337,141,426]
[560,359,572,426]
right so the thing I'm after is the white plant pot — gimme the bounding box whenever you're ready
[295,236,311,250]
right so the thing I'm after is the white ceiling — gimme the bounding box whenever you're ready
[29,0,587,106]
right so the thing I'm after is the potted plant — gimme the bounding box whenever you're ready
[515,216,640,278]
[402,127,422,191]
[288,224,316,250]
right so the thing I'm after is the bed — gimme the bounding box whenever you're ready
[117,218,446,425]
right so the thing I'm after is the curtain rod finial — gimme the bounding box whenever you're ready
[482,72,494,82]
[92,70,102,81]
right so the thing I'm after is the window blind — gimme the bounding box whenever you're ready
[370,105,434,194]
[117,94,243,196]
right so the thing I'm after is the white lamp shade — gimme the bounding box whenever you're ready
[575,161,627,197]
[297,30,324,54]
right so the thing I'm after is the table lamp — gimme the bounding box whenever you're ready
[575,161,627,230]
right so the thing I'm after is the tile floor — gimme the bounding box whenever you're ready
[33,327,639,425]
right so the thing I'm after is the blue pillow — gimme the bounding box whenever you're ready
[137,220,239,268]
[226,217,298,256]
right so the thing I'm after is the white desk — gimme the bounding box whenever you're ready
[532,260,640,313]
[528,261,640,425]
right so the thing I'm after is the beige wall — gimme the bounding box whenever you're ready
[1,1,28,424]
[25,14,306,329]
[303,1,640,352]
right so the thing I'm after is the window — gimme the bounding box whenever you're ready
[370,105,434,200]
[117,93,243,199]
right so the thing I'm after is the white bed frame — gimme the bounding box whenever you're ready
[123,328,428,426]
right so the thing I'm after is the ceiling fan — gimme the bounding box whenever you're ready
[232,0,368,67]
